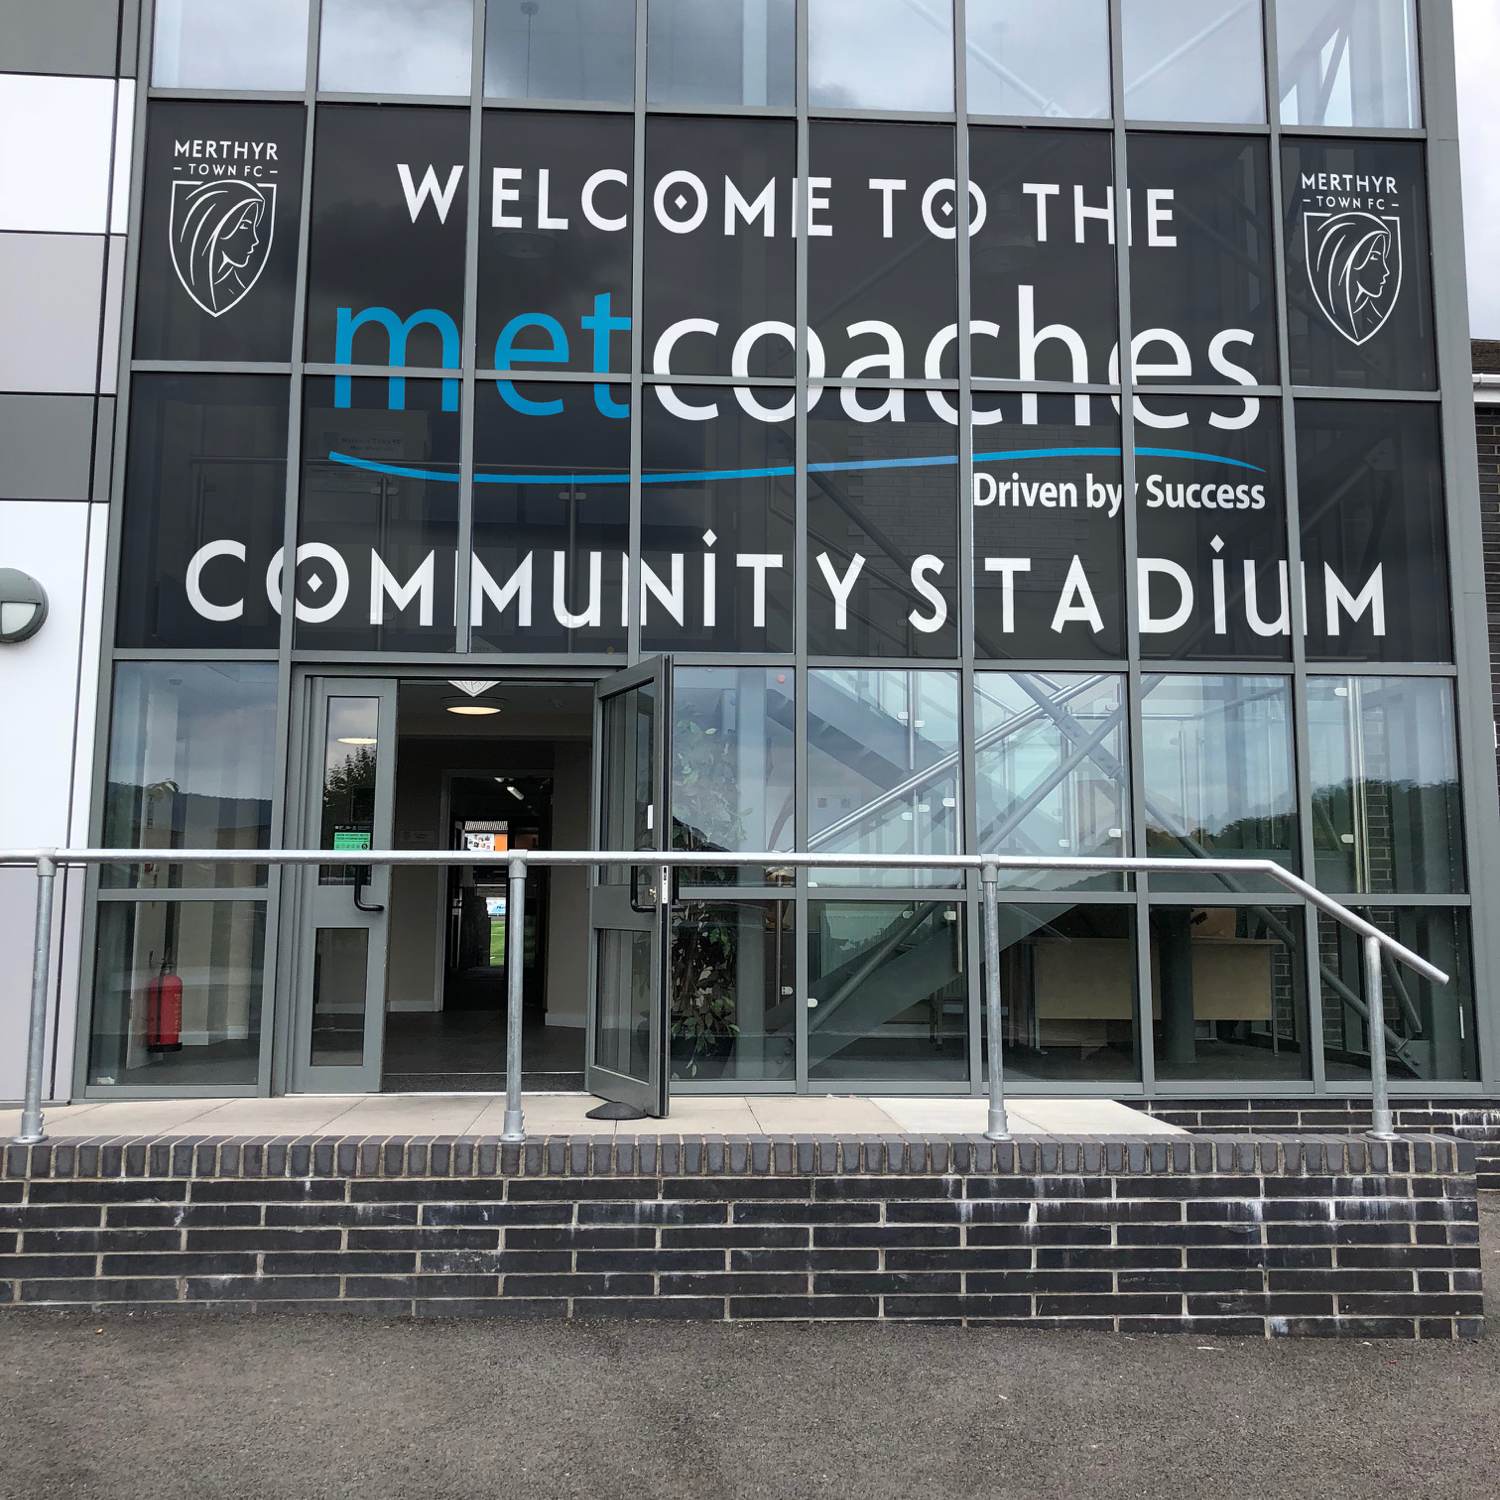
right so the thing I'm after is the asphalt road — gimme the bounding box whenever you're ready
[2,1198,1498,1500]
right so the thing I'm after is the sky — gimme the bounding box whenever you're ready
[1458,2,1500,336]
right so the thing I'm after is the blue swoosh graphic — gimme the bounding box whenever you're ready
[325,444,1264,486]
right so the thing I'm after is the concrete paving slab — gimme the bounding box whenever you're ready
[1,1097,235,1137]
[1005,1098,1184,1135]
[192,1096,360,1135]
[746,1096,902,1133]
[332,1095,490,1135]
[5,1092,1186,1140]
[468,1095,614,1135]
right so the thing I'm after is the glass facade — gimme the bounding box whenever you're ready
[80,0,1484,1100]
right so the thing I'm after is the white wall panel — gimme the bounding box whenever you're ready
[0,500,101,1101]
[0,75,116,233]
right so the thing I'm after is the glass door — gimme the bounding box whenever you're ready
[290,678,398,1092]
[587,657,672,1116]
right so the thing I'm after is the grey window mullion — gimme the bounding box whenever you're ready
[794,0,810,1097]
[1110,0,1154,1096]
[455,0,487,655]
[953,0,981,1094]
[627,0,647,664]
[1264,0,1325,1092]
[1419,0,1500,1091]
[258,0,322,1098]
[77,0,158,1100]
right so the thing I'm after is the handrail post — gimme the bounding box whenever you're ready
[500,857,527,1143]
[980,860,1010,1142]
[1363,933,1397,1141]
[13,852,58,1146]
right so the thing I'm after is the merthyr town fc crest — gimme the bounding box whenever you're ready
[169,179,275,317]
[1303,209,1403,346]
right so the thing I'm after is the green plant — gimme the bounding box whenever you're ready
[670,903,741,1076]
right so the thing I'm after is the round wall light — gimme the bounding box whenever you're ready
[0,569,48,644]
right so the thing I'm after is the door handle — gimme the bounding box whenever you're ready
[352,866,384,913]
[630,863,656,913]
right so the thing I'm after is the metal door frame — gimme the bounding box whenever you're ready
[586,656,673,1115]
[284,673,399,1093]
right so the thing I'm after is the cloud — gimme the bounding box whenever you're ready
[1458,3,1500,337]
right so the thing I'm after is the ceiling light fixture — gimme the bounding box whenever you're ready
[444,678,503,716]
[337,736,378,746]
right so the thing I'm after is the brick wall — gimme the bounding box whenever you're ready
[0,1132,1480,1337]
[1143,1097,1500,1189]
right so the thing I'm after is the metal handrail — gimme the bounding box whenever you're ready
[3,846,1445,1149]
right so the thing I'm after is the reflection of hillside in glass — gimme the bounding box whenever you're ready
[1307,676,1463,894]
[101,663,277,889]
[1141,674,1296,888]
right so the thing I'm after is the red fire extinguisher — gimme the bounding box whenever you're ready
[146,957,183,1053]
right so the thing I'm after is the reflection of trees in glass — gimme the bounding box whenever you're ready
[323,745,376,814]
[669,903,741,1074]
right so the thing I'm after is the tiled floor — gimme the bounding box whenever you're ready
[1,1093,1183,1139]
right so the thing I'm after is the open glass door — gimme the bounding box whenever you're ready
[290,678,398,1093]
[587,657,672,1117]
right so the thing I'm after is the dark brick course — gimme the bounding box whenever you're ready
[0,1130,1480,1336]
[1141,1098,1500,1189]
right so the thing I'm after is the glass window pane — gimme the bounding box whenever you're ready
[672,668,794,885]
[310,927,368,1065]
[1150,905,1310,1082]
[595,928,652,1077]
[807,669,961,887]
[318,0,473,95]
[319,695,382,885]
[1277,0,1420,129]
[808,0,954,111]
[985,904,1139,1083]
[642,393,795,652]
[1319,908,1477,1084]
[116,374,289,651]
[471,382,631,653]
[1140,673,1297,888]
[643,116,795,379]
[809,123,958,384]
[1308,677,1464,895]
[88,902,266,1088]
[479,110,633,374]
[806,398,959,658]
[133,100,306,363]
[671,900,794,1082]
[102,664,278,890]
[808,900,967,1082]
[153,0,310,89]
[305,105,468,369]
[1135,397,1288,661]
[975,672,1128,891]
[647,0,794,107]
[1296,400,1450,664]
[485,0,635,103]
[1127,133,1277,387]
[1122,0,1266,124]
[1281,138,1436,391]
[598,682,655,884]
[296,378,460,652]
[972,394,1124,659]
[968,127,1116,381]
[965,0,1109,119]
